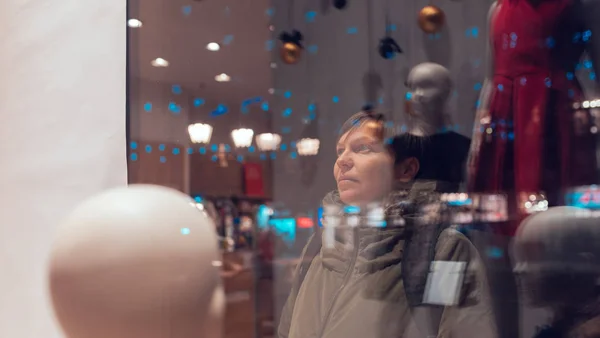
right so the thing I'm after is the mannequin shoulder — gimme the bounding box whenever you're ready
[488,1,499,17]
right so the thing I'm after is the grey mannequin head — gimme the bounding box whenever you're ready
[405,63,452,136]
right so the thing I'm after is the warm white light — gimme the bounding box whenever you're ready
[297,138,320,156]
[128,19,143,28]
[255,133,282,151]
[188,123,213,144]
[151,58,169,67]
[215,73,231,82]
[206,42,220,51]
[231,128,254,148]
[268,88,275,94]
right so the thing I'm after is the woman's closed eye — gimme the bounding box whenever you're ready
[354,144,372,153]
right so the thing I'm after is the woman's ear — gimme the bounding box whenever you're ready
[395,157,420,183]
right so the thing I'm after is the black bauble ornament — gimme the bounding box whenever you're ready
[333,0,347,10]
[378,37,403,59]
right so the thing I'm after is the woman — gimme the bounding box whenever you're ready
[278,111,497,338]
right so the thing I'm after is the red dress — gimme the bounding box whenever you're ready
[469,0,597,232]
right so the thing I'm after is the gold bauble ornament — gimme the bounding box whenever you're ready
[280,42,302,65]
[418,5,445,33]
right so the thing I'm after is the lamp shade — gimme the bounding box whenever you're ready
[255,133,282,151]
[231,128,254,148]
[297,138,320,156]
[188,123,213,144]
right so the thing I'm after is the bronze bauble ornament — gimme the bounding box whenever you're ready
[281,42,302,64]
[418,5,445,33]
[279,30,304,65]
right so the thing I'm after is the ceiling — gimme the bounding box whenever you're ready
[128,0,272,103]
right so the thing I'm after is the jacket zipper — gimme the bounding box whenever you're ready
[316,228,360,338]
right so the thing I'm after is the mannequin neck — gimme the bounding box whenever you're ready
[407,110,448,136]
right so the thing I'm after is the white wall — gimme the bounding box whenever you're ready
[0,1,126,337]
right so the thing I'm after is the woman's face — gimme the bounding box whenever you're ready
[334,122,393,206]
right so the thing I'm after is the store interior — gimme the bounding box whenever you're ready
[124,0,600,337]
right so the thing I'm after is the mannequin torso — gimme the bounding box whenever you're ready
[398,63,471,190]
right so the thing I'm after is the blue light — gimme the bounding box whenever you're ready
[281,143,288,151]
[378,97,384,104]
[159,144,166,151]
[497,84,504,91]
[187,147,194,154]
[566,72,574,80]
[248,146,256,153]
[130,153,138,161]
[343,205,361,213]
[194,196,203,203]
[172,148,180,155]
[308,45,318,54]
[520,77,527,86]
[265,8,274,17]
[309,112,316,120]
[270,152,277,160]
[193,98,205,107]
[568,89,575,98]
[546,37,556,48]
[182,5,191,15]
[181,228,191,235]
[260,153,267,160]
[474,82,482,90]
[211,144,218,152]
[282,127,291,134]
[257,205,271,229]
[405,92,412,100]
[585,60,593,68]
[347,27,358,34]
[401,125,408,132]
[332,96,339,103]
[545,78,552,87]
[265,40,274,51]
[168,102,181,114]
[471,27,479,38]
[591,72,597,80]
[261,102,269,111]
[224,144,231,152]
[210,104,228,117]
[143,102,152,112]
[145,145,152,153]
[199,147,206,154]
[211,155,218,162]
[290,151,298,159]
[223,34,234,45]
[172,85,182,94]
[237,155,244,162]
[305,11,317,23]
[486,246,504,259]
[387,24,397,32]
[308,103,316,112]
[268,218,296,244]
[160,156,167,163]
[130,141,138,149]
[583,30,592,42]
[283,108,292,117]
[290,141,296,148]
[284,91,292,98]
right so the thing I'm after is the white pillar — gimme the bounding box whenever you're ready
[0,1,126,337]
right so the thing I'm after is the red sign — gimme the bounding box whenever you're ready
[296,217,314,228]
[243,163,264,197]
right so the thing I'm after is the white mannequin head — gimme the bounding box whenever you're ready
[406,62,452,136]
[48,185,224,338]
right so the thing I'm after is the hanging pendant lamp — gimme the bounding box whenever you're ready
[188,123,213,144]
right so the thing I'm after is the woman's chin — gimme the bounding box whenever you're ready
[339,190,362,206]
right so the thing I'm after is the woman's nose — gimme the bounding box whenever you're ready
[336,152,353,170]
